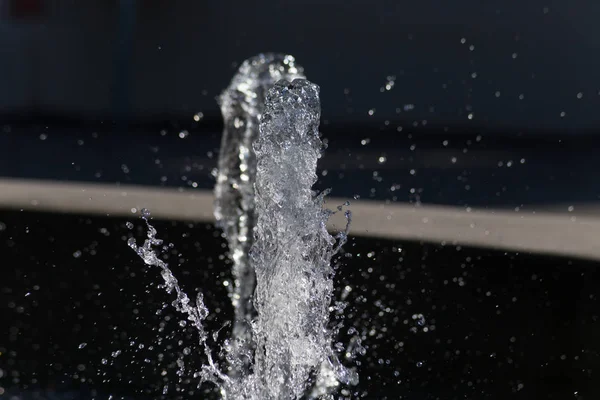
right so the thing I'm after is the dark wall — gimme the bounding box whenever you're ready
[2,0,600,131]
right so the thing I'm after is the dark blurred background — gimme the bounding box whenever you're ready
[2,0,600,209]
[2,0,600,130]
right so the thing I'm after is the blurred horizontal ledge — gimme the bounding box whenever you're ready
[0,178,598,261]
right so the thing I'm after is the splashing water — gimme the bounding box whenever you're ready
[127,210,229,388]
[129,59,356,399]
[242,78,357,399]
[215,53,305,378]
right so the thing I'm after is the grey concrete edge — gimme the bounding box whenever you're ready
[0,178,598,261]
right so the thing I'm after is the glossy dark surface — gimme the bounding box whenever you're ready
[1,210,599,399]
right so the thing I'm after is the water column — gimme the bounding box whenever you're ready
[246,79,357,399]
[131,60,357,400]
[215,54,305,378]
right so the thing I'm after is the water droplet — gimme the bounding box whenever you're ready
[412,313,426,326]
[127,237,136,249]
[78,343,87,349]
[384,75,396,91]
[178,130,189,139]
